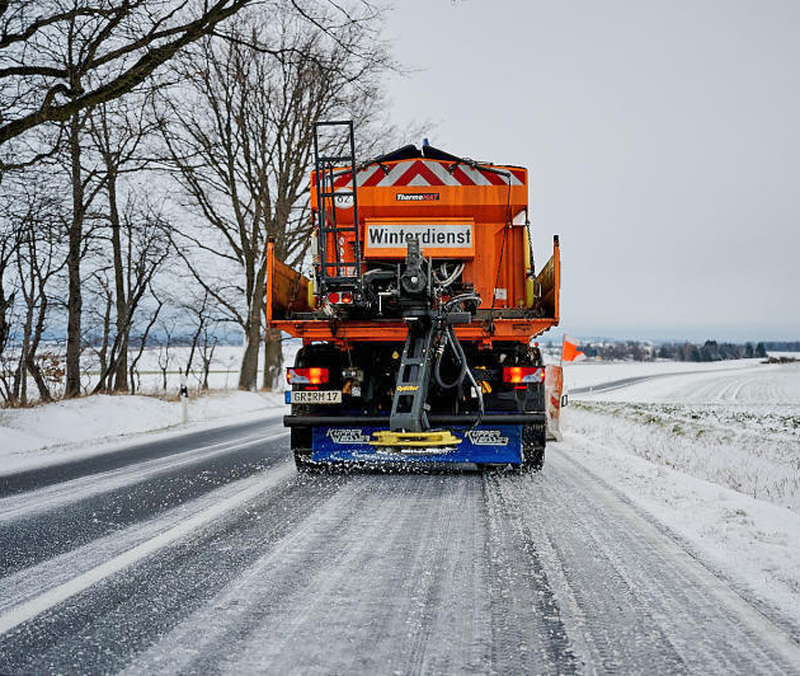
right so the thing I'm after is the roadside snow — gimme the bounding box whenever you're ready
[0,391,286,476]
[560,358,800,629]
[563,361,800,510]
[1,339,302,475]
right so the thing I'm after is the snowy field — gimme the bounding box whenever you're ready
[562,358,800,510]
[80,341,303,394]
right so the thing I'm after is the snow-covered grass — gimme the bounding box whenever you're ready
[562,360,800,510]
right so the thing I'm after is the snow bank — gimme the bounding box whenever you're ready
[0,390,286,476]
[557,436,800,629]
[563,361,800,510]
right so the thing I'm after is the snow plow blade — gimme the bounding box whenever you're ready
[311,424,523,465]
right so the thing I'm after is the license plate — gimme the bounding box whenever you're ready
[289,390,342,404]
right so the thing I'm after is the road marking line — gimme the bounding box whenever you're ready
[0,451,293,637]
[0,429,288,522]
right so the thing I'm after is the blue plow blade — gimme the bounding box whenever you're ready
[311,424,523,464]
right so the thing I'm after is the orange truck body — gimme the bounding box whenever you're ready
[267,155,560,345]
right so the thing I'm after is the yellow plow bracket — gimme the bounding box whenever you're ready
[370,430,462,447]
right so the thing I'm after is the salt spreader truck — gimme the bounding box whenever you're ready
[267,121,560,470]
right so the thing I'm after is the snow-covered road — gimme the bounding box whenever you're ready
[1,412,799,674]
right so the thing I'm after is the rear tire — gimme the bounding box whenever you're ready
[291,426,320,471]
[294,449,321,471]
[519,423,546,472]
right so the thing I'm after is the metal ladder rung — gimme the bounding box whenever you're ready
[319,155,355,163]
[314,120,362,294]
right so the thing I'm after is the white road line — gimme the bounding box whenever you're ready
[0,456,294,637]
[0,429,287,522]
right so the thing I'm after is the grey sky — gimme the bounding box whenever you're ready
[382,1,800,341]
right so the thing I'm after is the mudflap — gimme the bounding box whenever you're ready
[311,424,523,465]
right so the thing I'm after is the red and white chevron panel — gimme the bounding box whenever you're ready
[331,160,525,189]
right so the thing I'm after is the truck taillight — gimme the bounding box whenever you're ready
[502,367,545,384]
[286,367,330,385]
[327,291,353,304]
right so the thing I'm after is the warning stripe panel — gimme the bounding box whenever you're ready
[326,160,525,190]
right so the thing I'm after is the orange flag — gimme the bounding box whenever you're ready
[562,335,585,363]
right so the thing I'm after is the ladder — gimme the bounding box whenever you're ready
[313,120,362,291]
[389,319,438,432]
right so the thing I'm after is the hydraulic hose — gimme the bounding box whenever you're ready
[433,324,485,428]
[433,292,481,390]
[434,325,467,389]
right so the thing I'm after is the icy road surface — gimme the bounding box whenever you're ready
[1,416,799,674]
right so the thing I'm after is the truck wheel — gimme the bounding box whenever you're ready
[291,427,320,472]
[519,423,546,472]
[294,449,321,471]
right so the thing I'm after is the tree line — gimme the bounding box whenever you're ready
[566,340,772,362]
[0,0,398,406]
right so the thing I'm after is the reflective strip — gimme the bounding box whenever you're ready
[330,160,525,189]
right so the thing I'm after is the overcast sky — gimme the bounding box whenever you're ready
[382,0,800,341]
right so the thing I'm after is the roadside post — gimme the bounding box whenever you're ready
[180,375,189,424]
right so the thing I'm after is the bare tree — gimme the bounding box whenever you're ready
[88,192,172,394]
[128,284,163,395]
[0,214,19,403]
[181,288,212,379]
[0,172,67,404]
[0,0,262,151]
[160,7,391,391]
[0,219,15,366]
[156,318,175,392]
[0,1,390,154]
[63,103,107,398]
[89,95,161,391]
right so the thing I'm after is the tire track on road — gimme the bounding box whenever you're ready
[0,428,289,576]
[0,466,351,676]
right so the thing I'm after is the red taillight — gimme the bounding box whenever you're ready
[327,291,353,304]
[502,366,545,384]
[286,367,330,385]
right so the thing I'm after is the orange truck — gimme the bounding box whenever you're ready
[267,121,560,470]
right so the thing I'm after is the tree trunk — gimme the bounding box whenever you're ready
[65,114,84,398]
[97,289,112,391]
[108,169,129,391]
[27,357,52,403]
[28,295,53,403]
[238,316,261,391]
[16,306,32,405]
[263,328,283,391]
[238,273,264,392]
